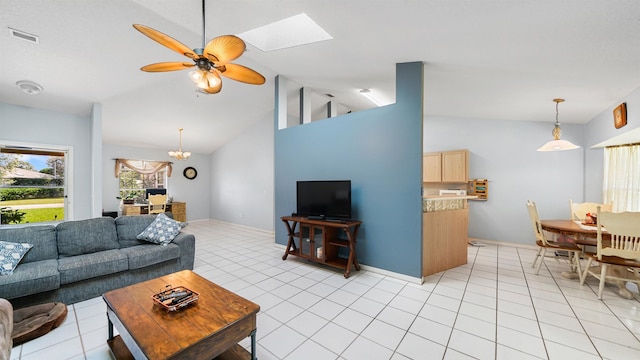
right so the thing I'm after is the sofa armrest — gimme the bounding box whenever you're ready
[171,232,195,270]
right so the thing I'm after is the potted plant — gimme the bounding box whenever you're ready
[117,193,136,205]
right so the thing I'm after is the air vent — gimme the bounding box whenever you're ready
[9,28,39,44]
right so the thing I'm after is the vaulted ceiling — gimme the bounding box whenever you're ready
[2,0,640,153]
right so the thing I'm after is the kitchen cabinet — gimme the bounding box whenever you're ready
[422,197,470,276]
[423,150,468,183]
[422,153,442,182]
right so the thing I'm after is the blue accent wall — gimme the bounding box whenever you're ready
[274,62,424,277]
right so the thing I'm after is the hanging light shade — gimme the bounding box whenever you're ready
[168,128,191,160]
[537,98,580,152]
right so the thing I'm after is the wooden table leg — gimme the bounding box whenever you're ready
[343,224,361,278]
[281,220,298,260]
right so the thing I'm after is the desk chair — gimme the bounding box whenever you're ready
[580,207,640,299]
[527,200,583,277]
[147,194,167,215]
[569,200,612,222]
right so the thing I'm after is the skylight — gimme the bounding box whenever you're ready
[238,13,332,52]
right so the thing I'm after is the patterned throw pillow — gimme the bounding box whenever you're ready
[0,241,33,275]
[136,213,184,246]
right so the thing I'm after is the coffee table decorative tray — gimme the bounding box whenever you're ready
[152,286,199,312]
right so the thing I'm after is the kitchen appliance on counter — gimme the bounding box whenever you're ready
[439,189,467,196]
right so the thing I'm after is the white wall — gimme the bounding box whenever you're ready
[210,114,275,231]
[0,102,94,220]
[101,144,211,221]
[584,86,640,202]
[424,115,584,244]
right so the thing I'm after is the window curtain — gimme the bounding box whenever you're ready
[603,144,640,212]
[114,159,172,177]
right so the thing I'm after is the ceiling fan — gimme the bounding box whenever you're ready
[133,0,265,94]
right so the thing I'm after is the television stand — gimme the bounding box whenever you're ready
[281,216,362,278]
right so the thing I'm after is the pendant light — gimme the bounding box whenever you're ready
[537,98,580,151]
[168,128,191,160]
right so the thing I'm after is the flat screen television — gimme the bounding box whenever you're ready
[296,180,351,220]
[145,188,167,199]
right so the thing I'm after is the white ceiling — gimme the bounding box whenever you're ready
[2,0,640,154]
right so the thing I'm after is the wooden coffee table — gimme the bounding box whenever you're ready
[103,270,259,360]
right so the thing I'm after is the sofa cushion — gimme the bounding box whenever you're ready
[115,215,159,248]
[120,243,180,270]
[57,249,127,284]
[136,213,184,246]
[0,225,57,263]
[0,260,60,299]
[56,217,119,257]
[0,241,33,275]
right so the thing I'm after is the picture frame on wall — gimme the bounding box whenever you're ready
[614,103,627,129]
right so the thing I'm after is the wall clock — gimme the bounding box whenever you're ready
[183,167,197,180]
[614,103,627,129]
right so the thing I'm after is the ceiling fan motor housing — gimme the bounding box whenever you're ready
[195,58,211,71]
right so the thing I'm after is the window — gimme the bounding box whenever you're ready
[118,160,168,202]
[1,146,67,225]
[603,144,640,212]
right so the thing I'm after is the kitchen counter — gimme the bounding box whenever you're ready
[423,195,479,200]
[422,195,474,277]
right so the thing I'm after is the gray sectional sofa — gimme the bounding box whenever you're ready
[0,215,195,309]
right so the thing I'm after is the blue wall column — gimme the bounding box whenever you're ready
[274,62,424,278]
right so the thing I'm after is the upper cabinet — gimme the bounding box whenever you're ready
[423,150,469,183]
[422,153,442,182]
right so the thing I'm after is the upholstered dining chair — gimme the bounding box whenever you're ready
[569,200,612,222]
[147,194,167,215]
[579,207,640,299]
[527,200,583,277]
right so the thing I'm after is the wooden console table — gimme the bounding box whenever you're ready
[281,216,362,278]
[122,202,186,222]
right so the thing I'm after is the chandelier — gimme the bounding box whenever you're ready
[168,128,191,160]
[537,98,580,152]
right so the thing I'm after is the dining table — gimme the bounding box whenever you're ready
[540,219,634,299]
[540,219,605,247]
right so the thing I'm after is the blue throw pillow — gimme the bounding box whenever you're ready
[0,240,33,275]
[136,213,184,246]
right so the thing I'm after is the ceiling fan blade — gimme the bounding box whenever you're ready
[140,62,195,72]
[133,24,197,59]
[218,63,266,85]
[204,35,246,64]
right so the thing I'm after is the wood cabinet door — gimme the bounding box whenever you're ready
[422,153,442,182]
[441,150,468,183]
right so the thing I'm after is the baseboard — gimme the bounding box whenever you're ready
[272,243,423,284]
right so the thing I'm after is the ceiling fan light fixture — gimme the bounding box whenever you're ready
[189,69,220,89]
[133,0,264,94]
[537,98,580,152]
[168,128,191,160]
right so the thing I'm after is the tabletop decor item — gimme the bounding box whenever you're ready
[152,285,199,312]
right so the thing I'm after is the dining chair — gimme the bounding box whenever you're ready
[147,194,167,215]
[527,200,583,277]
[579,206,640,299]
[569,200,612,222]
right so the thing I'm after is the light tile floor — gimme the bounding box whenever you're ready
[8,220,640,360]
